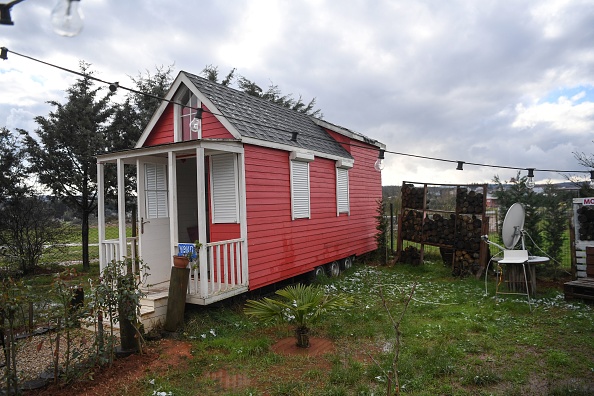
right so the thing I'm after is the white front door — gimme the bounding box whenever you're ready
[138,160,171,287]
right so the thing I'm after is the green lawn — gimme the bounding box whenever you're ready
[138,259,593,396]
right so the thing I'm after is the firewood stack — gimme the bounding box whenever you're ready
[453,250,481,277]
[401,209,424,242]
[456,188,485,214]
[399,246,421,265]
[454,215,483,251]
[401,183,426,210]
[577,206,594,240]
[423,213,456,245]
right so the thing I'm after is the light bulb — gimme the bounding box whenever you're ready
[51,0,83,37]
[374,158,384,172]
[189,117,201,133]
[526,177,535,189]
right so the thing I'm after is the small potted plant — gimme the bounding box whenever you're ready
[173,240,201,268]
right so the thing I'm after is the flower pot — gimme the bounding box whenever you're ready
[172,255,189,268]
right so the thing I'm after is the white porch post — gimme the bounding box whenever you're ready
[196,147,208,298]
[168,151,178,263]
[117,158,126,261]
[238,152,249,285]
[97,161,106,272]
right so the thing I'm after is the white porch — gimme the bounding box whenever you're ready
[96,140,249,307]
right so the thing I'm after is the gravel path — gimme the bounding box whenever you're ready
[0,327,118,389]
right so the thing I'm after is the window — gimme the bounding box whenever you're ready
[145,163,168,218]
[290,151,314,220]
[336,168,349,214]
[210,154,239,223]
[336,158,353,216]
[179,90,200,141]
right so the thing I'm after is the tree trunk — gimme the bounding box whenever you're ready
[295,326,310,348]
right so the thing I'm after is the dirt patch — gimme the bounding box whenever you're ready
[270,336,335,357]
[24,338,192,396]
[22,336,338,395]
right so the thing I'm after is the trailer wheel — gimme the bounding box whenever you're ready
[326,261,340,277]
[309,266,325,282]
[341,256,353,271]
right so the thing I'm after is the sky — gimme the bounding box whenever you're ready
[2,0,594,187]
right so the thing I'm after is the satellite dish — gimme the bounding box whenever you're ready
[502,203,525,249]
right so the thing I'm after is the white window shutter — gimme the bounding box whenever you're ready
[211,154,239,223]
[337,168,349,214]
[291,160,310,219]
[145,163,168,218]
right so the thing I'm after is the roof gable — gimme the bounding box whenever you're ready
[136,71,383,159]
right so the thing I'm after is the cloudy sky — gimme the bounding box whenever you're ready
[2,0,594,187]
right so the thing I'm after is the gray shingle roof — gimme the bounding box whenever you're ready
[184,72,353,159]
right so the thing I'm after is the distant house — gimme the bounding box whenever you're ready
[96,71,384,319]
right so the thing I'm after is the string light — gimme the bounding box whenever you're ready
[374,149,385,172]
[2,46,594,181]
[526,168,535,189]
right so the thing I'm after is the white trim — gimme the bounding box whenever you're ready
[168,152,178,257]
[290,150,315,162]
[97,162,105,271]
[196,147,209,298]
[237,152,249,286]
[117,158,127,261]
[336,158,354,169]
[98,139,244,163]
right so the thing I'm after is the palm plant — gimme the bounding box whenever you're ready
[244,283,351,348]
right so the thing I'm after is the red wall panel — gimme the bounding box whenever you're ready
[244,142,381,290]
[202,105,235,139]
[143,104,174,147]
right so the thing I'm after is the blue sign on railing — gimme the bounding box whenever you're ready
[177,243,197,261]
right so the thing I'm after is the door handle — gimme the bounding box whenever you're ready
[141,217,150,234]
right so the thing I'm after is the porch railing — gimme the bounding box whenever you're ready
[100,237,139,273]
[188,238,247,299]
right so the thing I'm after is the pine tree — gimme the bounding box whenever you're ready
[22,62,114,270]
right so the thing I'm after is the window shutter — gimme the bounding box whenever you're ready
[337,168,349,214]
[291,160,310,219]
[211,154,239,223]
[145,163,168,218]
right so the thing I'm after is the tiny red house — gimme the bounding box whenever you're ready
[97,71,384,306]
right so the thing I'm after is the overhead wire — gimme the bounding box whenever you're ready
[2,46,592,177]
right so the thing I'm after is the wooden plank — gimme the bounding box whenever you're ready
[564,278,594,303]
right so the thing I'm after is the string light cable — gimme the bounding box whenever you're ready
[2,46,592,178]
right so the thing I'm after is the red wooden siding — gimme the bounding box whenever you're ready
[202,105,235,139]
[244,142,381,290]
[325,129,352,154]
[143,103,175,147]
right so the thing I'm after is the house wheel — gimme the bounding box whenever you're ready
[341,256,353,271]
[326,261,341,277]
[309,266,325,282]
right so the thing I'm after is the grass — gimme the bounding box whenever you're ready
[137,259,594,395]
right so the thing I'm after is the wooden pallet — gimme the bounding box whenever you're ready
[564,278,594,303]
